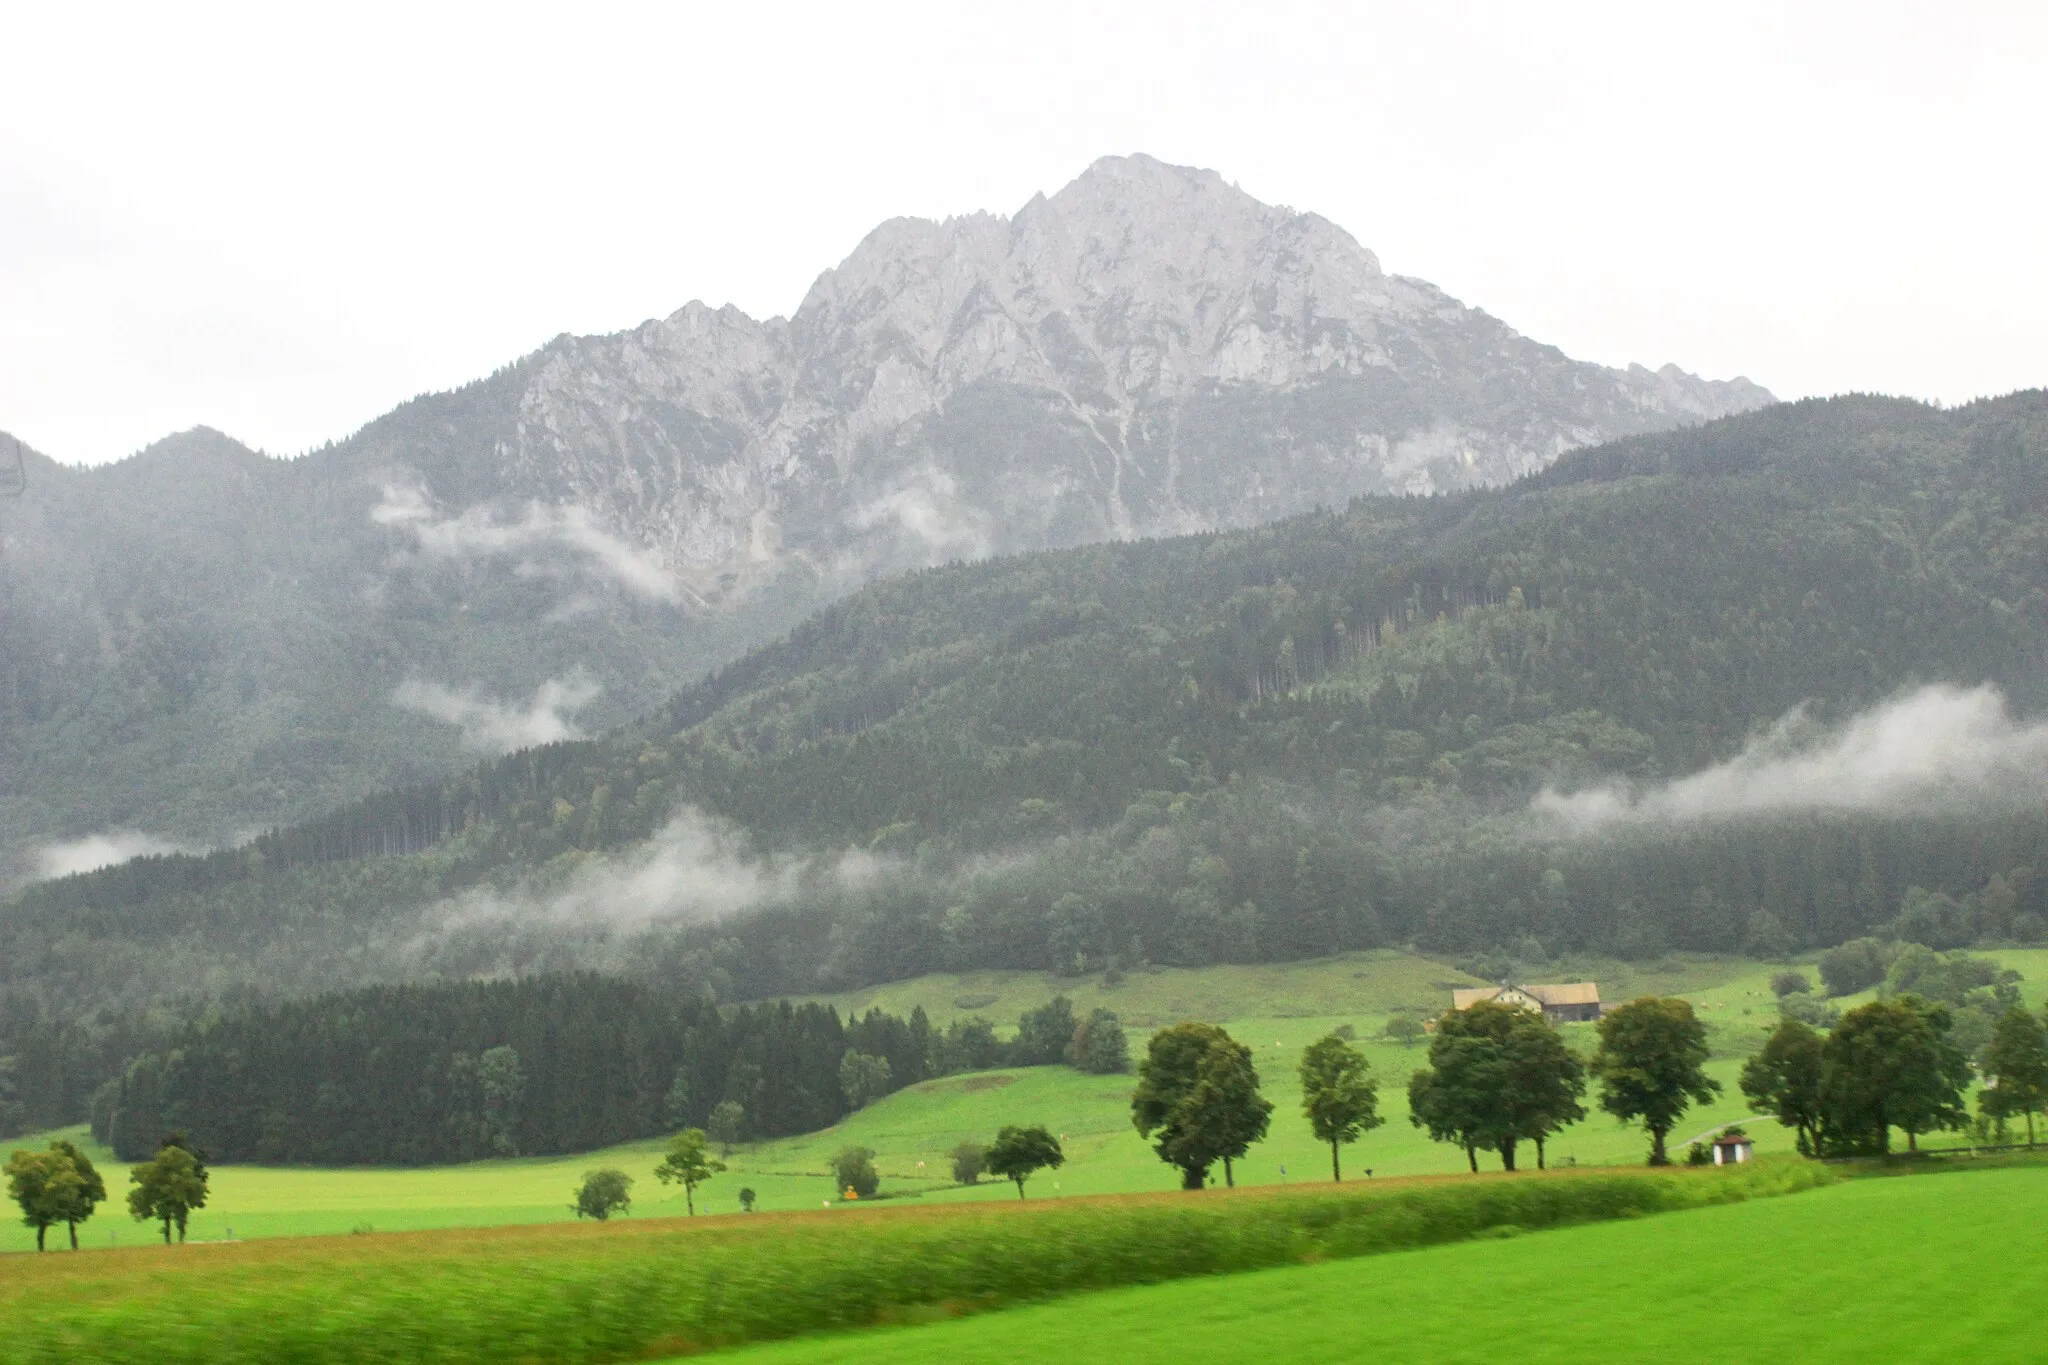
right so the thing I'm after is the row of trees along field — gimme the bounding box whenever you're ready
[1132,986,2024,1189]
[5,1134,207,1250]
[89,974,1129,1164]
[8,398,2048,1135]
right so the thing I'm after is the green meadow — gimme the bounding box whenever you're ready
[705,1163,2048,1365]
[0,1160,1831,1363]
[9,946,2045,1254]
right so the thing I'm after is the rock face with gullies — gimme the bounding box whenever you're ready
[495,154,1769,603]
[1,154,1770,867]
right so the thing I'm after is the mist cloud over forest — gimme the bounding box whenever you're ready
[1534,685,2048,832]
[393,672,604,754]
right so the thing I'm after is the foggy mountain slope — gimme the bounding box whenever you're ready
[0,154,1767,873]
[10,392,2047,1071]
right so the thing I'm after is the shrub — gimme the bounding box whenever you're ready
[950,1140,987,1185]
[1069,1009,1130,1074]
[832,1147,880,1199]
[1382,1017,1425,1048]
[1779,995,1841,1029]
[1818,939,1895,997]
[1770,971,1811,998]
[738,1187,757,1212]
[1685,1142,1711,1166]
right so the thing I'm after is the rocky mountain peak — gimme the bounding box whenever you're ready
[438,155,1774,597]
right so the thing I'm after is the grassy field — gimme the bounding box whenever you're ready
[700,1163,2048,1364]
[0,1160,1830,1363]
[8,946,2040,1253]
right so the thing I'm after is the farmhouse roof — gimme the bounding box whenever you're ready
[1526,983,1600,1006]
[1451,982,1600,1010]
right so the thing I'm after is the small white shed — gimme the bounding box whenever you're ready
[1712,1134,1754,1165]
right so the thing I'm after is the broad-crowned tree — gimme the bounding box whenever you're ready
[986,1125,1064,1198]
[1823,997,1970,1154]
[46,1140,105,1250]
[838,1051,893,1109]
[653,1129,725,1215]
[1069,1009,1130,1074]
[1979,1007,2048,1145]
[6,1147,78,1251]
[1408,1002,1583,1172]
[1014,998,1079,1066]
[1592,998,1720,1166]
[1741,1018,1828,1156]
[831,1147,880,1199]
[572,1168,632,1221]
[1132,1023,1272,1189]
[706,1100,747,1155]
[949,1139,987,1184]
[1298,1033,1382,1181]
[127,1142,208,1243]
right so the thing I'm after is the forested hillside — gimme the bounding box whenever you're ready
[6,392,2047,1132]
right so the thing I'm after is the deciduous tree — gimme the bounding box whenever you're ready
[986,1125,1064,1198]
[832,1146,880,1199]
[1823,997,1970,1153]
[1298,1033,1382,1181]
[950,1139,987,1184]
[1068,1009,1130,1074]
[1979,1007,2048,1145]
[1131,1023,1271,1189]
[6,1147,74,1251]
[1592,998,1720,1165]
[127,1141,208,1243]
[46,1140,105,1250]
[839,1051,893,1109]
[1408,1002,1584,1171]
[1740,1018,1827,1155]
[573,1168,632,1220]
[1383,1017,1425,1048]
[707,1100,746,1155]
[653,1129,724,1215]
[1014,998,1079,1066]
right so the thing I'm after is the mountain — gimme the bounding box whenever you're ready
[8,393,2047,1137]
[0,154,1768,877]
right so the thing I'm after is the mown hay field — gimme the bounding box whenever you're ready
[0,1162,1830,1364]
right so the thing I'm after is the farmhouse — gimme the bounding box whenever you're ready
[1450,982,1603,1024]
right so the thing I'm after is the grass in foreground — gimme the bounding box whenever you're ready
[0,1161,1825,1364]
[709,1164,2048,1364]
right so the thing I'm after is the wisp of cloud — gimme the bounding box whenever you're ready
[394,672,602,754]
[1535,684,2048,832]
[372,483,690,603]
[36,831,192,880]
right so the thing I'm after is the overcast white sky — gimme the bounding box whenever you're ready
[4,1,2044,466]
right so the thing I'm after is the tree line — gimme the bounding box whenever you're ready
[88,974,1128,1165]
